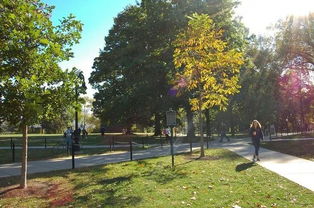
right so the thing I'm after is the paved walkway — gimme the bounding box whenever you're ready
[0,143,198,178]
[1,139,313,192]
[213,139,314,191]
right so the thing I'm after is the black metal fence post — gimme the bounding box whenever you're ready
[206,136,209,149]
[142,137,144,149]
[10,138,13,150]
[190,137,192,154]
[130,138,133,161]
[170,126,174,168]
[112,136,115,151]
[44,137,47,149]
[72,142,75,169]
[109,136,112,151]
[160,135,163,147]
[12,142,15,162]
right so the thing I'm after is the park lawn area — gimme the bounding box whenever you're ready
[1,149,313,208]
[275,132,314,140]
[261,140,314,161]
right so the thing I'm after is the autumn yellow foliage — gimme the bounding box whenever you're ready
[173,13,244,111]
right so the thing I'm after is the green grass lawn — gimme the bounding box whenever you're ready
[0,149,313,208]
[261,140,314,161]
[273,132,314,140]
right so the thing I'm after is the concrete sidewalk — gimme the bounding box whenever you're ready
[1,139,313,192]
[0,143,198,178]
[214,139,314,191]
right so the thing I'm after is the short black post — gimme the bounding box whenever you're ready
[12,142,15,162]
[72,142,75,169]
[10,138,13,150]
[112,136,115,151]
[170,126,174,168]
[109,137,112,151]
[44,137,47,149]
[190,137,192,153]
[206,136,209,149]
[160,135,163,147]
[130,138,133,161]
[142,138,144,149]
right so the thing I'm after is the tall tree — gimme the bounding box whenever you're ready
[173,13,243,157]
[90,0,247,135]
[90,1,175,134]
[0,0,82,188]
[275,13,314,66]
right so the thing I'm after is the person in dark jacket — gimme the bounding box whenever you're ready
[249,120,264,161]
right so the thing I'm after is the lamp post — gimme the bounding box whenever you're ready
[75,86,78,131]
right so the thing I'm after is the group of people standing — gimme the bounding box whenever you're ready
[64,126,88,147]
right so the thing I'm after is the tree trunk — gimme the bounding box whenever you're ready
[199,99,204,157]
[186,105,195,137]
[154,113,161,136]
[20,124,28,188]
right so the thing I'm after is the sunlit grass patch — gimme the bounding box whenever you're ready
[0,149,313,207]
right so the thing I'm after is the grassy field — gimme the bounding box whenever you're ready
[0,149,313,208]
[273,132,314,140]
[261,140,314,161]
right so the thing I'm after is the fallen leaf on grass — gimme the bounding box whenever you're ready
[271,203,277,207]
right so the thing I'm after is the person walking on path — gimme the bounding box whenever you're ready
[249,120,264,162]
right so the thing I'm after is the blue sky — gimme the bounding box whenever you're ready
[43,0,138,96]
[43,0,313,97]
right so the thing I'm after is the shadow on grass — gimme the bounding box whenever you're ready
[99,175,133,185]
[235,162,256,172]
[183,149,240,162]
[103,195,142,207]
[0,186,20,196]
[141,162,187,184]
[99,174,142,207]
[74,174,142,207]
